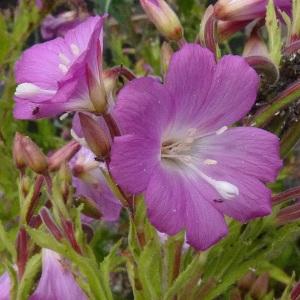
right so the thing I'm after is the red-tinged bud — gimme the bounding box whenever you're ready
[276,202,300,225]
[58,162,72,201]
[81,223,94,243]
[140,0,183,41]
[250,271,269,300]
[78,112,111,160]
[101,69,119,94]
[13,132,27,171]
[243,31,279,85]
[20,136,48,175]
[39,207,64,242]
[161,42,174,75]
[291,280,300,300]
[243,31,269,58]
[48,141,81,172]
[214,0,292,22]
[214,0,271,21]
[237,270,256,292]
[216,19,251,43]
[73,194,103,220]
[86,61,107,113]
[197,5,214,46]
[230,289,242,300]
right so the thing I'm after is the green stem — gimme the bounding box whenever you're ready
[272,186,300,206]
[245,80,300,128]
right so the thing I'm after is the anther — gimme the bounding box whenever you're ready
[71,44,80,56]
[216,126,228,135]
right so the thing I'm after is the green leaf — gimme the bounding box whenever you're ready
[0,221,17,259]
[17,253,42,300]
[266,0,282,66]
[100,238,123,300]
[138,234,162,299]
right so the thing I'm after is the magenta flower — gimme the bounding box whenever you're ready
[110,44,282,250]
[70,146,122,222]
[0,270,10,300]
[14,15,107,119]
[41,11,89,40]
[29,249,87,300]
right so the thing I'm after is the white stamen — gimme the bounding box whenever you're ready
[59,64,68,74]
[204,159,217,165]
[71,44,80,56]
[59,53,70,65]
[216,126,228,135]
[191,166,239,200]
[15,83,55,99]
[182,155,192,163]
[187,128,197,136]
[70,129,88,148]
[59,113,69,121]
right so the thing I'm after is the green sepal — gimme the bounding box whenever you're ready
[7,262,18,300]
[138,229,163,299]
[101,169,129,207]
[19,183,35,225]
[99,238,124,299]
[0,221,17,260]
[16,253,42,300]
[266,0,282,66]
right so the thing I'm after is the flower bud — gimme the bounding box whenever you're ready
[13,132,27,171]
[140,0,183,41]
[20,135,48,174]
[214,0,292,22]
[101,69,119,94]
[48,141,81,172]
[243,31,279,85]
[250,271,269,299]
[73,194,103,219]
[86,60,108,114]
[276,202,300,224]
[237,270,256,292]
[79,112,111,160]
[161,42,174,75]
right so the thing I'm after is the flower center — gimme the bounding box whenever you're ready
[160,126,239,200]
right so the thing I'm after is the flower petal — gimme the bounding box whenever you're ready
[210,175,272,222]
[110,134,161,194]
[197,54,259,131]
[198,127,282,183]
[114,77,175,138]
[165,44,216,128]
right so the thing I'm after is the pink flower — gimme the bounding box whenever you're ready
[14,15,108,119]
[29,249,87,300]
[70,146,122,222]
[41,11,89,40]
[0,270,10,300]
[110,44,282,250]
[0,250,87,300]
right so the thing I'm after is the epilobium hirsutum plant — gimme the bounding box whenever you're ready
[1,0,300,298]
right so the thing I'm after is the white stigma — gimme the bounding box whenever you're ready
[213,180,239,200]
[216,126,228,135]
[15,83,55,99]
[71,44,80,56]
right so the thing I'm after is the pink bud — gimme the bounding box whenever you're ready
[140,0,183,41]
[20,136,48,174]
